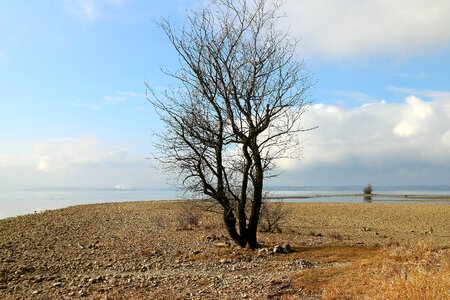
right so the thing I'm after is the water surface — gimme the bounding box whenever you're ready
[1,187,449,219]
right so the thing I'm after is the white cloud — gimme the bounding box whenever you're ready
[0,136,165,190]
[393,96,434,137]
[272,90,450,186]
[280,90,450,173]
[442,130,450,145]
[0,141,33,169]
[118,91,145,98]
[32,136,128,172]
[283,0,450,59]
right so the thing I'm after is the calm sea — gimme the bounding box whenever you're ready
[0,189,177,220]
[1,186,449,219]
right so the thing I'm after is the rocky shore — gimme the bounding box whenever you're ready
[1,201,449,299]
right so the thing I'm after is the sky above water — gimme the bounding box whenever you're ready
[1,0,450,190]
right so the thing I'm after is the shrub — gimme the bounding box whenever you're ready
[363,184,373,195]
[259,200,288,233]
[176,201,202,230]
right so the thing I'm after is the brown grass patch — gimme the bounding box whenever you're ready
[292,246,379,264]
[291,243,450,299]
[291,246,380,296]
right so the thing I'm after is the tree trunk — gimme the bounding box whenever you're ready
[246,147,264,249]
[247,192,262,249]
[223,207,247,247]
[238,143,252,243]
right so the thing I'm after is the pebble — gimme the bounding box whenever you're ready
[219,258,231,264]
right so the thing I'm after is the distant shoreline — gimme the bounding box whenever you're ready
[2,190,450,220]
[268,193,450,202]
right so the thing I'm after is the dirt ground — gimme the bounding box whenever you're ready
[1,201,449,299]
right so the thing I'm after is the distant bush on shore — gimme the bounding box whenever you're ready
[363,184,373,195]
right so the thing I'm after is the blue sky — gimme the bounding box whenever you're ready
[1,0,450,190]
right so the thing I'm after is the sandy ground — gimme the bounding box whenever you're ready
[0,201,449,299]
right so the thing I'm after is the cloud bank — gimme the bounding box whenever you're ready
[0,136,163,190]
[276,89,450,186]
[2,90,449,189]
[32,136,128,173]
[283,0,450,59]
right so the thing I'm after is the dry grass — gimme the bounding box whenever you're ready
[292,242,450,299]
[350,242,450,300]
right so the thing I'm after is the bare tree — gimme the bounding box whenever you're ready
[147,0,311,249]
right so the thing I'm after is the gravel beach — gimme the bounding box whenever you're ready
[1,201,449,299]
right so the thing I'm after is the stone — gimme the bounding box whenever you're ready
[273,245,283,254]
[257,248,269,256]
[290,259,314,269]
[283,244,292,253]
[87,277,96,284]
[140,265,149,272]
[219,258,231,264]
